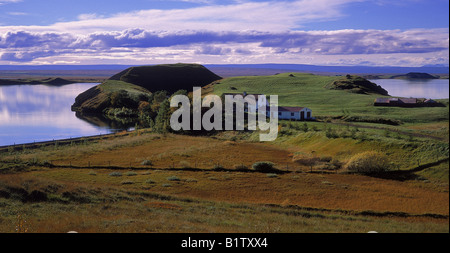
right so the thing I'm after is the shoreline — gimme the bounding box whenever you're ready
[0,129,137,153]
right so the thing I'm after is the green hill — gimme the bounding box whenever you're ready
[71,80,151,114]
[71,63,222,114]
[109,63,222,93]
[326,75,389,95]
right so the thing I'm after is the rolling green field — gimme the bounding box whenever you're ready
[212,73,449,125]
[211,72,449,174]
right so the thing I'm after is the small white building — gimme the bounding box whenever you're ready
[220,92,312,121]
[267,106,313,121]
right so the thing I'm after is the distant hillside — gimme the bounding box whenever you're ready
[392,72,438,79]
[109,63,222,93]
[0,77,75,86]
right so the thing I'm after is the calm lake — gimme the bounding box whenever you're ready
[369,79,449,99]
[0,83,134,146]
[0,78,449,146]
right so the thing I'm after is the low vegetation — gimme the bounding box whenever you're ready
[344,151,391,174]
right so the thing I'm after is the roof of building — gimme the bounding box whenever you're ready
[375,97,417,104]
[278,106,306,112]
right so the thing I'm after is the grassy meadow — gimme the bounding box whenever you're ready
[0,72,448,233]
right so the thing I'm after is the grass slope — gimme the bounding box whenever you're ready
[71,80,151,113]
[211,72,449,124]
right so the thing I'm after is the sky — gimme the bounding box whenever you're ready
[0,0,448,66]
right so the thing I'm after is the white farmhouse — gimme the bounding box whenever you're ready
[220,92,313,121]
[267,106,313,121]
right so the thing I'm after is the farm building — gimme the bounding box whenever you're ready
[220,92,313,120]
[267,106,313,121]
[374,97,417,107]
[374,97,444,107]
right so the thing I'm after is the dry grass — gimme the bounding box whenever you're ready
[1,132,448,233]
[0,172,447,233]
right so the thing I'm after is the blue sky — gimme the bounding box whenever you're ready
[0,0,448,66]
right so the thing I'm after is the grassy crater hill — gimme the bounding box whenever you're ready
[71,63,222,114]
[109,63,222,93]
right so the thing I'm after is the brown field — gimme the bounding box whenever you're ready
[53,134,298,169]
[0,132,448,233]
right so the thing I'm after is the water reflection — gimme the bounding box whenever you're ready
[369,79,449,99]
[0,83,133,146]
[75,112,138,130]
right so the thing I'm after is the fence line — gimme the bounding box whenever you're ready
[0,130,137,154]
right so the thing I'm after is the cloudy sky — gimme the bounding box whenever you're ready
[0,0,448,66]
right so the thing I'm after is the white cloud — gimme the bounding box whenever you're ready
[0,0,448,66]
[7,12,28,16]
[0,0,363,34]
[0,28,447,66]
[0,0,21,4]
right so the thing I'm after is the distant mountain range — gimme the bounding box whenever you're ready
[0,63,448,74]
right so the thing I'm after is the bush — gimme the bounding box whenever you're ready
[145,179,156,184]
[125,171,138,176]
[252,161,279,173]
[109,172,122,177]
[213,164,225,171]
[167,176,181,181]
[121,180,134,185]
[345,151,391,174]
[141,160,153,166]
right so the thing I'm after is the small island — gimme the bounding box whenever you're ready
[0,77,76,86]
[363,72,443,80]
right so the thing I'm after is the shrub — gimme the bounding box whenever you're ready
[213,164,225,171]
[109,172,122,177]
[145,179,156,184]
[167,176,181,181]
[141,160,153,166]
[301,123,309,132]
[345,151,391,174]
[293,156,321,172]
[121,180,134,185]
[125,171,138,176]
[252,161,279,173]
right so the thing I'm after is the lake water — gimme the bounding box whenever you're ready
[369,79,449,99]
[0,83,133,146]
[0,78,449,146]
